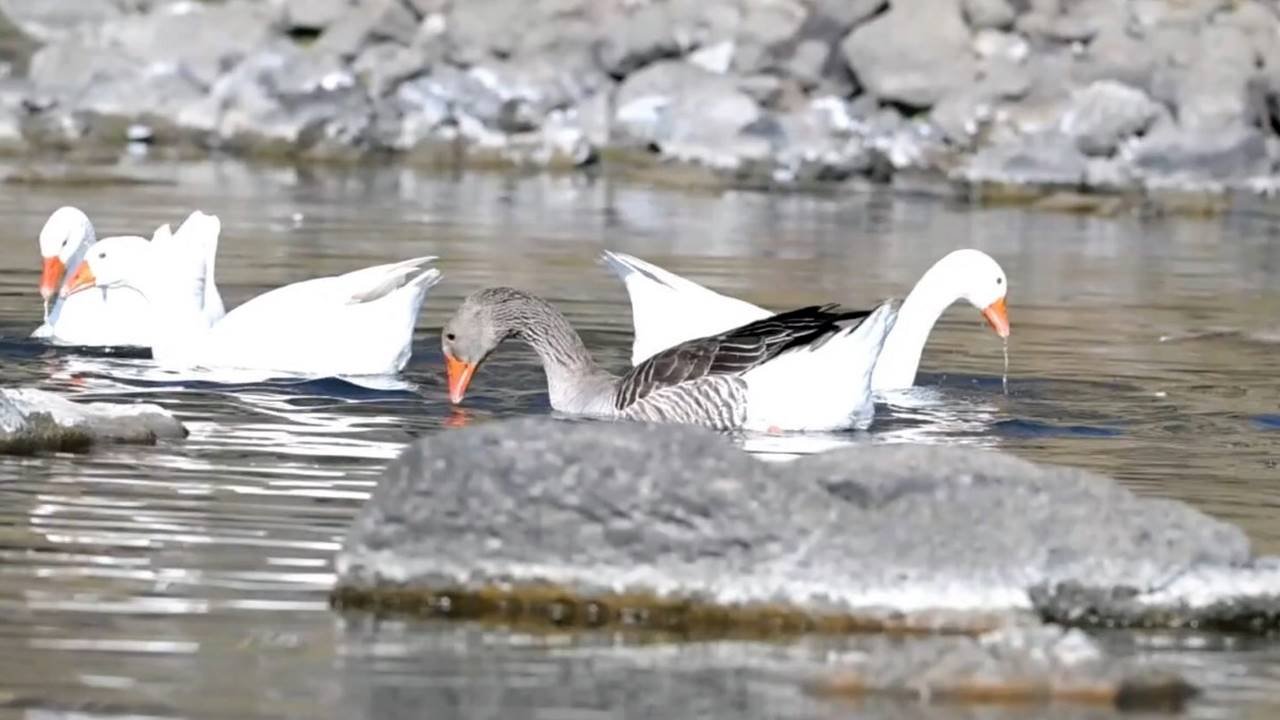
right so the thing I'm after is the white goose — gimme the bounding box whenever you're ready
[33,206,226,347]
[601,249,1010,392]
[62,236,441,377]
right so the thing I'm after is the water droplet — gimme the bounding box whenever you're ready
[1001,338,1010,395]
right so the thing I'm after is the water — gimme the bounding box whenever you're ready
[0,159,1278,718]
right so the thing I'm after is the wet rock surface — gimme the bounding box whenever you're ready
[334,418,1275,634]
[0,387,187,453]
[0,0,1278,198]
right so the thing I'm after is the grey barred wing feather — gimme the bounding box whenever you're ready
[613,304,874,411]
[618,374,749,430]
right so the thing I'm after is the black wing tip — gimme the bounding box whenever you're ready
[768,303,873,325]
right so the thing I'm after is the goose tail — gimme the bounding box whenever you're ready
[600,250,771,365]
[345,255,440,305]
[170,211,226,322]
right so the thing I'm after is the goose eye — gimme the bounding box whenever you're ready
[996,277,1003,285]
[98,251,106,260]
[445,332,456,341]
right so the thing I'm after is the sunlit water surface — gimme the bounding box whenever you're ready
[0,160,1278,719]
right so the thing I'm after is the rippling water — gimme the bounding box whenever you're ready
[0,160,1278,718]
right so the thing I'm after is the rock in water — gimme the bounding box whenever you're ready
[0,388,187,454]
[334,417,1277,633]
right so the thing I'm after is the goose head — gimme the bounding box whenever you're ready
[38,206,96,302]
[61,236,153,299]
[936,249,1009,338]
[441,288,518,404]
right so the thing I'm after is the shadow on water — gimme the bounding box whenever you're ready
[0,160,1277,718]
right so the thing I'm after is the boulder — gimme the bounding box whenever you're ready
[314,0,419,58]
[283,0,354,33]
[806,0,886,31]
[1173,24,1261,134]
[730,0,809,76]
[613,59,767,169]
[593,0,734,78]
[1072,24,1160,92]
[1059,80,1163,156]
[769,97,876,182]
[962,131,1090,185]
[352,43,423,98]
[1130,0,1232,28]
[962,0,1016,29]
[0,0,121,42]
[26,34,145,100]
[1124,124,1274,185]
[840,0,976,109]
[180,47,375,158]
[97,1,280,87]
[334,417,1277,633]
[0,388,186,454]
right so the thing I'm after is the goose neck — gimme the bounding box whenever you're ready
[874,267,960,388]
[495,294,614,410]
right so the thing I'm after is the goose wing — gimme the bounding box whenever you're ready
[613,304,873,411]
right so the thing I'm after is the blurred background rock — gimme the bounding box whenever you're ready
[0,0,1278,195]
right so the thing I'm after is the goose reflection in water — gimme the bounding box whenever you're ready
[739,382,1007,461]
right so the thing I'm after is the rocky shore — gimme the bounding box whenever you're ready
[1,0,1279,199]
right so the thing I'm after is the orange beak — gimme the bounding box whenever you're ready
[981,297,1010,338]
[445,353,476,404]
[61,262,96,298]
[39,257,65,300]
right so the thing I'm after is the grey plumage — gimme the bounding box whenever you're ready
[440,286,890,431]
[613,304,874,411]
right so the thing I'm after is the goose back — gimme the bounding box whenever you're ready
[612,304,875,412]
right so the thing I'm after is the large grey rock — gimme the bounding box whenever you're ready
[840,0,976,108]
[314,0,418,58]
[593,0,735,78]
[283,0,354,33]
[1059,80,1163,156]
[180,47,375,157]
[0,388,186,454]
[26,34,145,99]
[442,0,607,68]
[0,0,121,41]
[1173,24,1260,134]
[806,0,885,31]
[415,64,530,132]
[614,59,768,168]
[97,1,280,87]
[1130,0,1232,28]
[730,0,809,75]
[962,0,1016,29]
[962,131,1090,185]
[351,40,437,98]
[1072,24,1160,92]
[335,417,1275,631]
[769,98,877,182]
[1125,124,1274,184]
